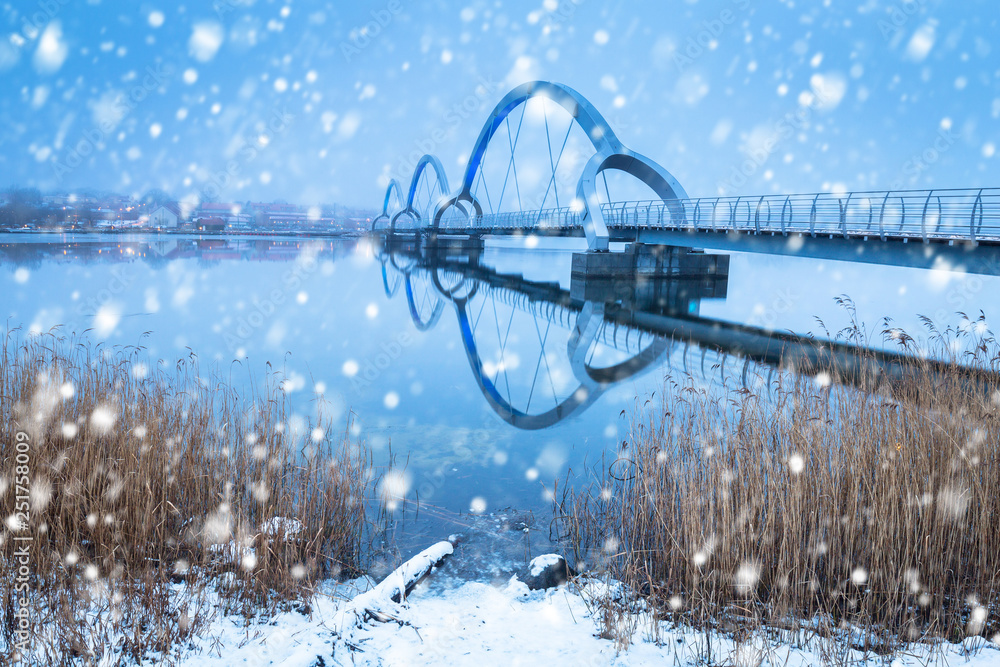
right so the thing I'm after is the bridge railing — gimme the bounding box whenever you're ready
[452,187,1000,243]
[456,206,584,232]
[601,187,1000,243]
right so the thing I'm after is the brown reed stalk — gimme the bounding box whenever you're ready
[554,317,1000,657]
[0,330,374,664]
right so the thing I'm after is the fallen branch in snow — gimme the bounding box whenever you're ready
[332,537,456,628]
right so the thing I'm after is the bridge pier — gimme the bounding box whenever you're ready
[571,243,729,280]
[570,244,729,315]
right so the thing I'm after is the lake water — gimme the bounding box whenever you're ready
[3,233,998,550]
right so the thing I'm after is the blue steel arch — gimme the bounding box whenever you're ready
[372,179,404,232]
[429,81,688,250]
[578,151,690,246]
[391,154,451,234]
[459,81,626,193]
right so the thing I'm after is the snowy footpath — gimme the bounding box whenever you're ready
[162,542,1000,667]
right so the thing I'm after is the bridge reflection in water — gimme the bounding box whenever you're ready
[2,236,987,434]
[377,237,985,431]
[380,238,730,430]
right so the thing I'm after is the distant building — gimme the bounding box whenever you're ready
[149,203,183,228]
[43,194,73,206]
[198,202,252,228]
[242,201,338,227]
[200,202,237,220]
[344,217,371,232]
[197,217,226,232]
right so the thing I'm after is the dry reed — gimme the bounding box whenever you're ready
[0,331,373,665]
[554,315,1000,656]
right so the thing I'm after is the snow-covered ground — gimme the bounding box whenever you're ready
[164,570,1000,667]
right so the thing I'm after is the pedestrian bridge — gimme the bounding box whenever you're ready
[373,81,1000,253]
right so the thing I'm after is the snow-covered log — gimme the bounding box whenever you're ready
[332,537,455,627]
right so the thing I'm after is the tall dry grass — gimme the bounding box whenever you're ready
[0,331,373,665]
[554,315,1000,655]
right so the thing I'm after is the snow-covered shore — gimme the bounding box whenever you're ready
[163,568,1000,667]
[9,517,999,666]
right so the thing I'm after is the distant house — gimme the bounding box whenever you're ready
[197,217,226,232]
[199,202,252,228]
[149,203,183,228]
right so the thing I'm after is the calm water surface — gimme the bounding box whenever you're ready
[3,233,997,548]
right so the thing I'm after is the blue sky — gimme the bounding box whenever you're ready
[1,0,997,207]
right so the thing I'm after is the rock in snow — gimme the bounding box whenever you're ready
[522,553,576,590]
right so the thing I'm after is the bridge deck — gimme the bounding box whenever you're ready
[436,187,1000,246]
